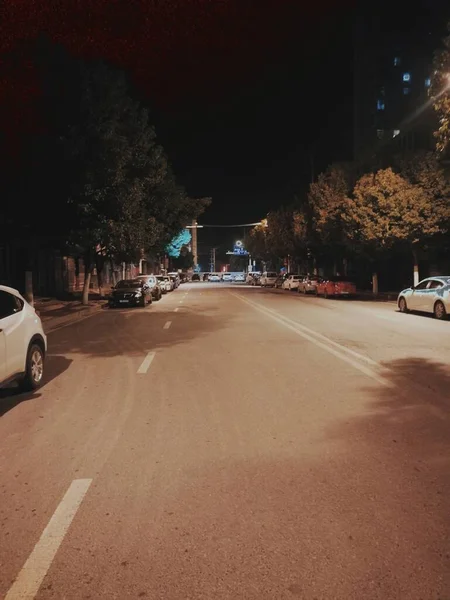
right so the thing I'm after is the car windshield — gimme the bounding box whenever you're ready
[267,273,277,277]
[116,280,142,289]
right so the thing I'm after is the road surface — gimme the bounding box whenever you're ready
[1,283,449,599]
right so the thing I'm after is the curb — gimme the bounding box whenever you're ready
[268,287,398,303]
[43,303,105,333]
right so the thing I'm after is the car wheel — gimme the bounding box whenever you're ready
[20,343,45,391]
[434,300,447,320]
[398,297,408,313]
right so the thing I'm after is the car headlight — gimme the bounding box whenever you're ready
[134,290,142,297]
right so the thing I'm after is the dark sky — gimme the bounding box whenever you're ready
[1,0,355,231]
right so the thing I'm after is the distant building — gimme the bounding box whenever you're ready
[353,5,447,167]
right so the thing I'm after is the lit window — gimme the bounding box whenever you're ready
[394,57,401,66]
[425,77,431,87]
[377,129,384,139]
[403,87,410,95]
[393,129,400,138]
[377,99,385,110]
[403,72,411,82]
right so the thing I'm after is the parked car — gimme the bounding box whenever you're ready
[282,274,303,291]
[298,275,322,294]
[222,273,234,282]
[168,272,181,288]
[208,273,221,282]
[0,286,47,391]
[250,273,262,286]
[316,276,357,298]
[246,272,261,284]
[202,273,210,281]
[136,275,163,301]
[397,276,450,320]
[274,275,287,288]
[158,275,174,292]
[179,273,189,283]
[234,273,246,282]
[192,274,201,282]
[259,271,278,287]
[168,275,180,289]
[109,279,153,308]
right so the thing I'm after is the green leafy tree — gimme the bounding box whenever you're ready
[430,22,450,154]
[347,168,450,286]
[32,40,210,303]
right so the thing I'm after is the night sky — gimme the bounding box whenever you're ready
[8,1,445,262]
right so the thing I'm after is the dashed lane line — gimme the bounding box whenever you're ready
[6,479,93,600]
[137,351,156,374]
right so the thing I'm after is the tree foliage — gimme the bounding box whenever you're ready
[430,21,450,154]
[27,40,210,300]
[308,164,353,250]
[347,168,449,251]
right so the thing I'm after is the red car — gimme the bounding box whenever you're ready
[316,276,357,298]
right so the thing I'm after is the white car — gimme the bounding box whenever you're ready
[156,275,173,292]
[282,275,303,291]
[398,276,450,320]
[221,273,234,282]
[259,272,278,287]
[0,285,47,391]
[234,273,246,282]
[246,272,261,284]
[208,274,221,282]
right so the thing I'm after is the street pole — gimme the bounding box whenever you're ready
[191,220,198,270]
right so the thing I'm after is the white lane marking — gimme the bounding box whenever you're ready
[163,321,172,329]
[6,479,92,600]
[232,293,390,387]
[235,293,378,366]
[137,351,156,374]
[174,307,179,313]
[179,300,183,303]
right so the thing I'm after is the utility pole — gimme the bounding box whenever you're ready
[191,220,198,269]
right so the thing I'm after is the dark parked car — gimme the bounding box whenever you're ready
[135,275,163,300]
[192,274,201,281]
[109,279,152,308]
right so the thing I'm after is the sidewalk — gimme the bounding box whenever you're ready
[34,297,106,333]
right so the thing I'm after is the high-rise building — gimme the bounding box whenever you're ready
[353,3,448,166]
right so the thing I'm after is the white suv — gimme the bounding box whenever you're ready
[0,286,47,391]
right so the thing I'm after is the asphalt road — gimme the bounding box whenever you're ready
[1,283,449,600]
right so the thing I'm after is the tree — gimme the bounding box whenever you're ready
[430,22,450,154]
[347,168,450,286]
[31,40,210,303]
[172,247,194,271]
[307,163,354,274]
[246,220,269,264]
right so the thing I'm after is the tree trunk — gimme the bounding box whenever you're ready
[96,255,105,297]
[110,259,117,287]
[372,272,378,294]
[82,255,93,306]
[342,257,348,276]
[412,247,420,287]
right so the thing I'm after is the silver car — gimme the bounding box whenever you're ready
[298,275,322,294]
[397,276,450,320]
